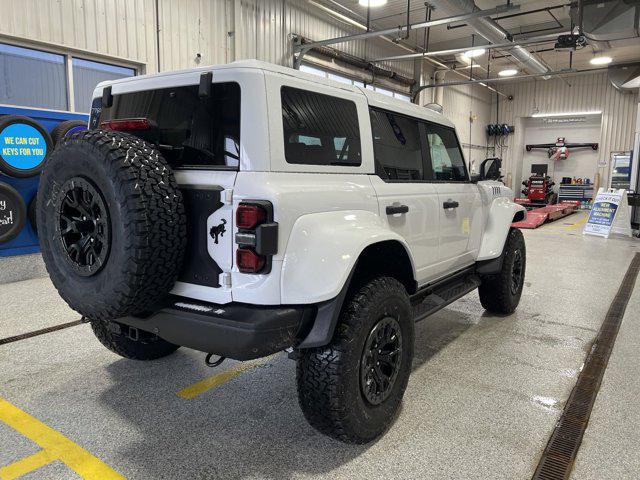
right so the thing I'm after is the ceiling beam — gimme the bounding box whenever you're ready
[413,66,609,96]
[293,3,520,67]
[374,31,567,62]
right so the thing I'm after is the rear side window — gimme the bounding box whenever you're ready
[98,82,240,169]
[370,109,424,181]
[281,86,361,166]
[425,124,467,181]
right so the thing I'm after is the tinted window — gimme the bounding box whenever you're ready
[281,87,361,166]
[98,82,240,169]
[370,109,423,181]
[425,124,467,181]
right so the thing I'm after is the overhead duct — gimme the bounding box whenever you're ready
[572,0,640,43]
[608,63,640,91]
[430,0,552,76]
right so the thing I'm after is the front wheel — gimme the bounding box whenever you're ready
[296,277,414,444]
[478,228,526,315]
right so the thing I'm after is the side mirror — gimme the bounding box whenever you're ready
[479,157,502,181]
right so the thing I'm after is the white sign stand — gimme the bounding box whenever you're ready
[583,188,632,238]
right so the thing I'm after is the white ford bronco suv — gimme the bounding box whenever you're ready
[37,60,526,444]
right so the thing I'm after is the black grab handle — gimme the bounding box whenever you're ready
[443,200,459,209]
[386,204,409,215]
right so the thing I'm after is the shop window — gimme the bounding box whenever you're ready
[72,58,135,113]
[0,43,67,110]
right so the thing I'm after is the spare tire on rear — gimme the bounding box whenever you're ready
[37,130,186,320]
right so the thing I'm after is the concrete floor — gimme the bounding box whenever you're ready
[1,212,639,480]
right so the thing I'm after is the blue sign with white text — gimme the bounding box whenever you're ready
[0,123,47,170]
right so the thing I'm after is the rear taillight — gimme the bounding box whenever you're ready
[100,118,154,132]
[236,248,265,273]
[236,203,267,230]
[235,201,278,274]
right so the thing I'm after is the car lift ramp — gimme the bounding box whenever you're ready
[512,201,580,229]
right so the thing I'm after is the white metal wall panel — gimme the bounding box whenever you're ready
[442,83,493,173]
[0,0,157,71]
[238,0,414,78]
[493,72,639,188]
[157,0,232,71]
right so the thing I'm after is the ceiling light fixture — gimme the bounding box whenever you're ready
[358,0,388,6]
[498,69,518,77]
[531,110,602,118]
[590,56,612,65]
[462,48,486,58]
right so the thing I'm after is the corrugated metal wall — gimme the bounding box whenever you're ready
[494,72,639,188]
[442,83,493,173]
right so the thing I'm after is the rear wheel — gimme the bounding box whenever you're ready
[478,228,526,314]
[91,320,179,360]
[296,277,413,444]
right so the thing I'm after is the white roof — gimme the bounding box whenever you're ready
[96,59,453,128]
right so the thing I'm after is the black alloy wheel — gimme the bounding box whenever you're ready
[56,177,111,276]
[360,316,403,406]
[510,248,524,295]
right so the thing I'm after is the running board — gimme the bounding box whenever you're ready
[410,268,481,322]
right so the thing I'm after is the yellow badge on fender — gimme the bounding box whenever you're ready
[462,217,470,234]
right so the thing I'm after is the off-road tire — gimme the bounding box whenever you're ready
[296,277,414,444]
[37,130,186,320]
[51,120,87,145]
[91,320,179,360]
[478,228,526,314]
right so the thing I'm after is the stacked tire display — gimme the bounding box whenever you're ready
[0,115,86,246]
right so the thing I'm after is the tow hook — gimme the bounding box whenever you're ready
[205,353,226,368]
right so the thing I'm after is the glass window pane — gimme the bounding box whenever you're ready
[281,86,361,167]
[370,109,423,181]
[0,43,67,110]
[425,124,467,181]
[375,87,394,97]
[395,93,411,102]
[299,64,326,78]
[73,58,134,113]
[98,82,241,169]
[353,80,365,88]
[328,72,353,85]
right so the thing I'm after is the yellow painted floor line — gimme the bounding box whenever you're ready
[565,215,588,231]
[0,450,54,480]
[0,397,125,480]
[177,357,272,400]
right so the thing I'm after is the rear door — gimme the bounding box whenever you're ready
[92,71,252,304]
[423,123,480,271]
[368,108,442,284]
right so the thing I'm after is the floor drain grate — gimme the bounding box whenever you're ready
[533,253,640,480]
[0,318,86,346]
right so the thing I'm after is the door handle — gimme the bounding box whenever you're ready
[386,204,409,215]
[443,200,459,209]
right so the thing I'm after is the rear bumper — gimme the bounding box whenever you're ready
[117,297,316,360]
